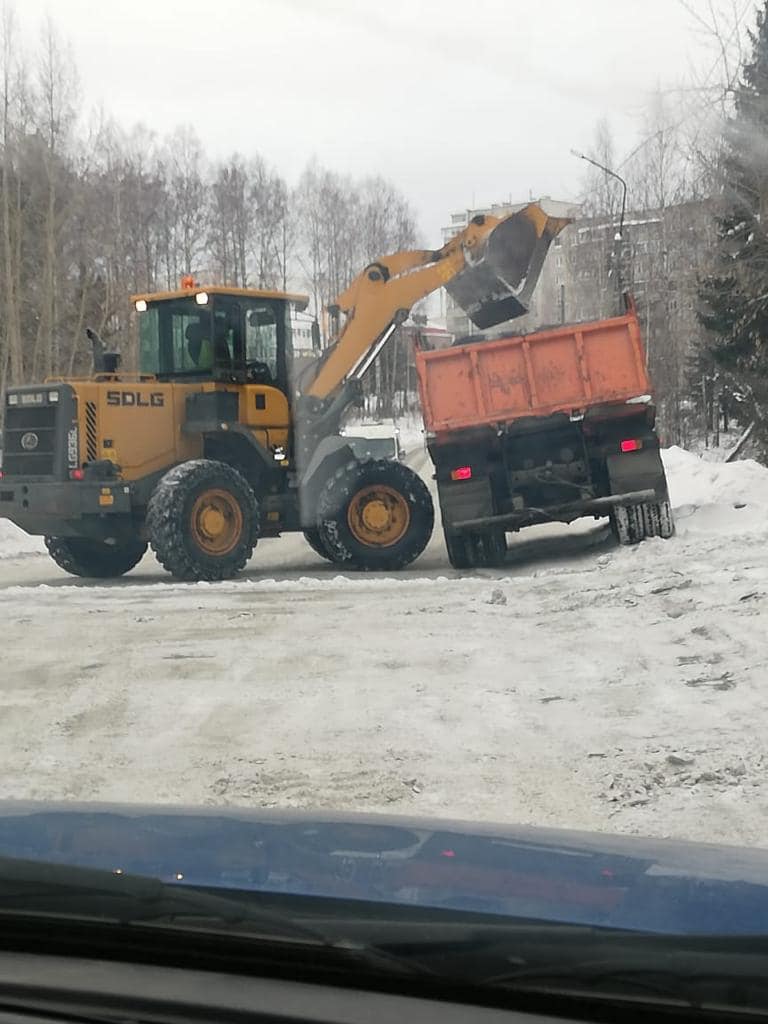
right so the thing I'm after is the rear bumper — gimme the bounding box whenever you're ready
[452,488,658,532]
[0,479,133,539]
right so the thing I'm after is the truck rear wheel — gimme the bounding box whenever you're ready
[481,528,508,567]
[445,531,472,569]
[611,500,675,545]
[44,535,147,579]
[644,500,675,539]
[317,458,433,570]
[147,459,259,581]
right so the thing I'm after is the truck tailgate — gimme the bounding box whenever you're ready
[416,308,651,434]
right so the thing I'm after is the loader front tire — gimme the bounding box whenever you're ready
[303,528,333,562]
[44,535,147,579]
[317,458,433,571]
[147,459,258,581]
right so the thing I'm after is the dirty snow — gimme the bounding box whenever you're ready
[0,521,44,559]
[2,446,768,848]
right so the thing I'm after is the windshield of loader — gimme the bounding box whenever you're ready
[139,300,230,377]
[138,295,290,383]
[5,5,768,1009]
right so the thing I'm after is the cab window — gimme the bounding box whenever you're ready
[245,304,278,380]
[138,302,234,377]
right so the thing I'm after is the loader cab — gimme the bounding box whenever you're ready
[133,285,309,395]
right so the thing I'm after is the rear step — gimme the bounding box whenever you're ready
[452,488,658,532]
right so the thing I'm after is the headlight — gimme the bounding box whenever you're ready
[195,291,209,305]
[48,390,59,403]
[7,393,18,406]
[134,299,148,312]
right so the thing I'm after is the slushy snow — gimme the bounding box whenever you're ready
[2,445,768,849]
[0,521,44,559]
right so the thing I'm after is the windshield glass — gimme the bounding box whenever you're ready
[244,303,279,379]
[3,4,768,1006]
[346,437,396,459]
[138,301,234,376]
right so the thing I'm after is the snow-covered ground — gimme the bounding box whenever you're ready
[0,521,44,559]
[2,447,768,848]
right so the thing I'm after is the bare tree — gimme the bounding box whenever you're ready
[0,11,420,400]
[165,126,207,283]
[625,90,689,209]
[32,16,78,378]
[0,5,24,389]
[579,119,624,218]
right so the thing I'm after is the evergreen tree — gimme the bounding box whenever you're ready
[698,0,768,453]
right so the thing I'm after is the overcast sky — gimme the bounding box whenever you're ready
[15,0,728,241]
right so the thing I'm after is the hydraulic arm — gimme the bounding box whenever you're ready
[301,200,574,403]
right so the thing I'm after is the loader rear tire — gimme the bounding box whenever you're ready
[303,528,333,562]
[147,459,258,582]
[44,535,147,579]
[317,458,433,571]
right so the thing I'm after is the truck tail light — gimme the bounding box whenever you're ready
[620,439,642,453]
[451,466,472,481]
[70,468,85,480]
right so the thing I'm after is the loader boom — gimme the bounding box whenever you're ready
[301,201,574,402]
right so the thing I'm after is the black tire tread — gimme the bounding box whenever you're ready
[445,530,472,569]
[317,459,434,571]
[612,500,675,545]
[146,459,258,582]
[44,535,147,579]
[303,528,333,562]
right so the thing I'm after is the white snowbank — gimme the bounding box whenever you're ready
[0,521,44,559]
[663,446,768,537]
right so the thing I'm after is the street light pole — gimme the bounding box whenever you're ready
[570,149,628,240]
[571,149,630,311]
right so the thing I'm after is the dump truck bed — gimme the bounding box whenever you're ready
[416,306,651,436]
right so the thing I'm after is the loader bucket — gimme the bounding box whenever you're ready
[446,201,573,330]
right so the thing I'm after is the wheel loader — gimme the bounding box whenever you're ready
[0,200,572,581]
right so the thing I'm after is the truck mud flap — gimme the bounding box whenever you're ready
[606,449,668,499]
[438,476,494,532]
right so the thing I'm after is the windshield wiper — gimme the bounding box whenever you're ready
[486,958,768,1015]
[0,855,438,981]
[0,854,330,943]
[361,925,768,1013]
[7,855,768,1012]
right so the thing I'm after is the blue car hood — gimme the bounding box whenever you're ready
[0,801,765,935]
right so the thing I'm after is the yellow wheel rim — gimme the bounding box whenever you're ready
[347,484,411,548]
[190,488,243,556]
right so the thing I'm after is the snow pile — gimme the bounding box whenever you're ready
[663,445,768,537]
[0,521,44,559]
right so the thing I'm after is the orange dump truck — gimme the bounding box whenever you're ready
[415,298,674,568]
